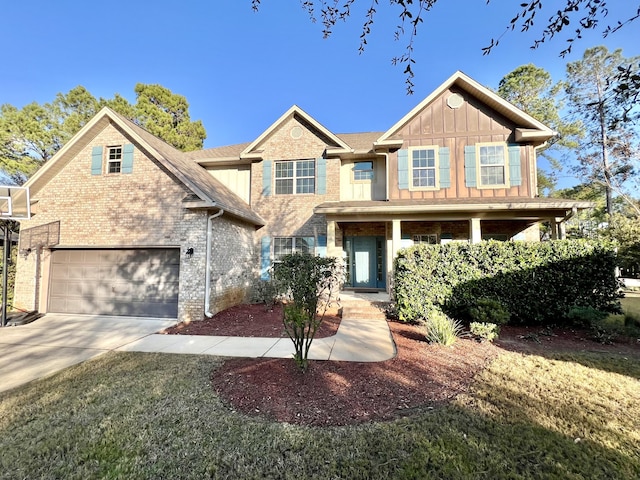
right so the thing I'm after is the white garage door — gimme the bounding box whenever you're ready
[48,248,180,318]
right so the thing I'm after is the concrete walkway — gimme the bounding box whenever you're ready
[119,291,396,362]
[0,292,395,393]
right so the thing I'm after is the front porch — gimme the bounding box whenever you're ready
[317,197,593,291]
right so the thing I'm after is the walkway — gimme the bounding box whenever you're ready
[119,291,396,362]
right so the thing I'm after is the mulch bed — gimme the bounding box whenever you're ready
[167,303,640,427]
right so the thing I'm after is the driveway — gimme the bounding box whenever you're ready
[0,314,177,393]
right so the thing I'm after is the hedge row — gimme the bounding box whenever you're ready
[394,240,622,325]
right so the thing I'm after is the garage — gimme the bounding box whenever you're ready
[48,248,180,318]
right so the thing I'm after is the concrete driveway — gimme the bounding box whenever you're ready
[0,314,177,393]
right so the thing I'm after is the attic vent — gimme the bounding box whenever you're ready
[290,126,303,139]
[447,93,464,109]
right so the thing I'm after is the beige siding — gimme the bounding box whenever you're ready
[340,158,386,201]
[207,165,251,204]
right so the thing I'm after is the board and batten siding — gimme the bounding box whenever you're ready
[387,87,535,201]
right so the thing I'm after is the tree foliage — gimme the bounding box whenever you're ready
[599,213,640,275]
[565,46,640,216]
[497,64,582,194]
[0,84,206,184]
[252,1,640,94]
[273,253,342,372]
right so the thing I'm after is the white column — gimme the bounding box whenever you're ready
[392,219,402,258]
[550,218,558,240]
[326,220,338,257]
[469,217,482,244]
[558,221,566,240]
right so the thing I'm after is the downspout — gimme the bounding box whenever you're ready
[204,208,224,317]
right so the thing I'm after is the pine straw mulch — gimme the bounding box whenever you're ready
[164,303,640,427]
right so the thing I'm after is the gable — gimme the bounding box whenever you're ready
[242,106,350,159]
[392,86,514,141]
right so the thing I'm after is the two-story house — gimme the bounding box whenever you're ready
[13,71,590,323]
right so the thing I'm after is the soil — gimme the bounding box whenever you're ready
[168,303,640,427]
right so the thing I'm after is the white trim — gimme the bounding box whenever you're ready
[408,146,440,191]
[476,142,509,189]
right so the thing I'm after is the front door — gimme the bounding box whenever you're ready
[347,236,385,289]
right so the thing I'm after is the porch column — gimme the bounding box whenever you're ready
[469,217,482,244]
[549,218,558,240]
[326,220,339,257]
[558,221,566,240]
[392,219,402,258]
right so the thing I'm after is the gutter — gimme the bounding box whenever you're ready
[204,208,224,317]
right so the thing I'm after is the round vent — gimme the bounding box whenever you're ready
[290,126,303,139]
[447,93,464,109]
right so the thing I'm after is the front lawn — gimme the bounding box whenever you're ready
[1,347,639,479]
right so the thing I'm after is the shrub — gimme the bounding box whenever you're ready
[251,277,283,307]
[273,253,342,372]
[470,322,500,342]
[423,310,462,347]
[468,298,510,326]
[394,240,622,326]
[566,306,609,328]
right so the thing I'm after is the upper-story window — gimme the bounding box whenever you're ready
[107,146,123,174]
[477,143,508,187]
[409,146,439,190]
[275,159,315,194]
[353,161,374,181]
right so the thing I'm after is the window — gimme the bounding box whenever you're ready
[409,147,438,189]
[107,146,122,174]
[477,143,507,187]
[275,160,315,194]
[413,234,438,245]
[273,237,313,261]
[353,161,374,181]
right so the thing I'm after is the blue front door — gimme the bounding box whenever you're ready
[348,236,385,289]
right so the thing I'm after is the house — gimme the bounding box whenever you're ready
[13,71,591,322]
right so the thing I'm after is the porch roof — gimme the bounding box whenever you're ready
[315,197,593,221]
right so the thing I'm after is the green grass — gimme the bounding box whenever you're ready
[1,350,639,479]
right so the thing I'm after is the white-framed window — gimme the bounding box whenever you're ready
[273,236,313,261]
[353,161,374,181]
[275,160,315,194]
[413,234,438,245]
[409,146,438,190]
[107,146,122,174]
[477,143,508,187]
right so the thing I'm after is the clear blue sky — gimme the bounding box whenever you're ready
[1,1,638,184]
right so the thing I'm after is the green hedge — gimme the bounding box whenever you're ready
[394,240,622,325]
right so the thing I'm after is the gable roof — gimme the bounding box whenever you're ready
[241,105,351,159]
[24,107,264,226]
[376,71,556,147]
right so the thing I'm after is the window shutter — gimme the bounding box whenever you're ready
[508,144,522,187]
[91,146,103,175]
[439,147,451,188]
[464,146,477,188]
[260,237,271,280]
[316,235,327,257]
[262,161,272,196]
[316,157,327,195]
[397,149,409,189]
[122,143,134,174]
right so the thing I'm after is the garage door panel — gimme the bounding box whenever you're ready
[49,249,180,318]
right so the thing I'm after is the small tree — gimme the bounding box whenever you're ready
[273,253,342,372]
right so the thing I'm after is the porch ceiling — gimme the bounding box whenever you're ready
[315,198,593,221]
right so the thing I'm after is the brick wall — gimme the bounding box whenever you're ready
[207,215,255,315]
[14,122,212,323]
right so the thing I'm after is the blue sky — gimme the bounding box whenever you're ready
[1,1,638,185]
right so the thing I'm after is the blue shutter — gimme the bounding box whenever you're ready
[438,147,450,188]
[397,149,409,190]
[122,143,134,174]
[464,146,477,188]
[260,237,271,280]
[316,157,326,195]
[508,144,522,187]
[91,146,103,175]
[262,161,272,196]
[316,235,327,257]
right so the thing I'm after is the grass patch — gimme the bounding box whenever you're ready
[1,350,639,479]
